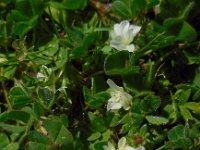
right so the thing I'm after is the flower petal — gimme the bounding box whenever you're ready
[126,44,135,52]
[121,92,132,110]
[107,79,120,91]
[114,24,121,35]
[119,20,130,33]
[130,25,141,37]
[107,101,122,111]
[122,30,134,44]
[118,137,126,148]
[110,30,117,39]
[136,146,145,150]
[103,142,116,150]
[124,146,136,150]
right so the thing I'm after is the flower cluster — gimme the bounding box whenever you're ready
[110,20,141,52]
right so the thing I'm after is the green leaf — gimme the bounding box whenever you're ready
[13,16,38,38]
[145,116,168,125]
[178,89,191,104]
[0,110,30,123]
[167,125,192,149]
[54,125,73,146]
[91,75,107,94]
[0,133,9,149]
[120,123,132,134]
[37,87,53,106]
[112,0,146,18]
[50,0,88,10]
[168,125,187,140]
[123,74,143,91]
[88,112,106,132]
[72,33,95,58]
[2,143,19,150]
[21,72,36,87]
[192,89,200,100]
[55,47,69,68]
[3,65,16,79]
[139,95,161,113]
[0,123,25,133]
[140,124,148,136]
[112,0,132,18]
[163,17,183,35]
[15,0,32,17]
[106,112,120,127]
[193,68,200,87]
[28,53,52,65]
[28,131,51,144]
[193,67,200,87]
[28,0,46,15]
[183,51,200,65]
[33,103,43,119]
[9,86,32,108]
[184,102,200,113]
[177,22,197,42]
[87,132,101,141]
[120,113,143,128]
[7,10,29,22]
[179,105,193,121]
[166,138,192,149]
[40,36,59,57]
[190,123,200,139]
[43,115,73,146]
[159,0,192,19]
[27,142,56,150]
[104,51,139,75]
[84,90,110,108]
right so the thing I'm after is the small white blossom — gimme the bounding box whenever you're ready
[103,137,145,150]
[110,20,141,52]
[107,79,132,111]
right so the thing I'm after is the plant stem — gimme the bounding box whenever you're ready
[2,81,12,110]
[18,119,34,145]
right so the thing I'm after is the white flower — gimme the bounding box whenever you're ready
[107,79,132,111]
[110,20,141,52]
[103,137,145,150]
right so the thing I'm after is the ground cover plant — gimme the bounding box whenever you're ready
[0,0,200,149]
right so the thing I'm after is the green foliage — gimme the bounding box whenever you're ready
[112,0,146,19]
[0,0,200,149]
[104,51,139,75]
